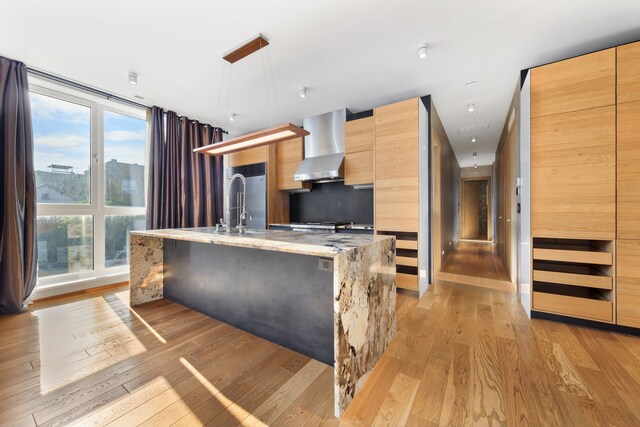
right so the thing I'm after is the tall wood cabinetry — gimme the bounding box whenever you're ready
[344,116,374,185]
[616,41,640,327]
[530,42,640,327]
[374,98,421,291]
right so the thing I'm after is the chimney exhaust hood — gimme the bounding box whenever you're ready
[294,109,346,182]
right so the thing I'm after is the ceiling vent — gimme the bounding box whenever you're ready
[458,123,491,134]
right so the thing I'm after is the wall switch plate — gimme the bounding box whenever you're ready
[318,258,333,271]
[420,269,427,278]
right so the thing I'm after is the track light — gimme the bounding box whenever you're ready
[473,152,477,159]
[474,164,478,169]
[128,72,138,85]
[418,45,428,60]
[228,113,236,122]
[299,87,307,98]
[467,102,476,114]
[471,135,477,143]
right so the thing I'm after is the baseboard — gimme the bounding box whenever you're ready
[31,273,129,301]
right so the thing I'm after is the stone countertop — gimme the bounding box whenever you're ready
[131,227,392,257]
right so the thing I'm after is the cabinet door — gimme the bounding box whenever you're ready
[374,98,419,233]
[618,41,640,104]
[617,240,640,327]
[228,146,268,167]
[531,48,615,118]
[531,106,615,239]
[618,101,640,239]
[345,116,374,153]
[276,138,310,191]
[345,150,373,185]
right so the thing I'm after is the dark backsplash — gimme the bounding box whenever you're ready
[289,182,373,224]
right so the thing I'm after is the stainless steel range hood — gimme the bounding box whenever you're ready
[294,109,346,182]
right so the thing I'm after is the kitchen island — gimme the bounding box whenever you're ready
[129,227,396,416]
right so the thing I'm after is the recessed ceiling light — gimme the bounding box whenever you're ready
[465,81,478,87]
[128,72,138,85]
[473,152,477,158]
[299,87,307,98]
[471,135,477,143]
[417,44,428,60]
[228,113,236,122]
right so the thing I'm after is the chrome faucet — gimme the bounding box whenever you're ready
[221,173,251,233]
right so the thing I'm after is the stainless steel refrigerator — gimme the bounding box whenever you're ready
[226,162,266,229]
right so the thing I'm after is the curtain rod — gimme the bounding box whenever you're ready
[27,66,228,135]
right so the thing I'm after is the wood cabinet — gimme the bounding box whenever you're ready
[529,49,618,324]
[617,102,640,239]
[344,116,374,186]
[374,98,419,233]
[373,98,421,291]
[531,106,616,239]
[276,137,310,191]
[618,41,640,104]
[530,48,615,118]
[617,240,640,327]
[228,146,268,167]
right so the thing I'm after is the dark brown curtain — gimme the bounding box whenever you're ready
[0,56,37,313]
[146,108,223,229]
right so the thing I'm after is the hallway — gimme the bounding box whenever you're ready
[437,241,515,292]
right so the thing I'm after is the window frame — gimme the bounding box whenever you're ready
[30,80,148,290]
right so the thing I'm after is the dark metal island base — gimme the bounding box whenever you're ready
[129,227,396,417]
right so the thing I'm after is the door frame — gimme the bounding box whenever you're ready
[459,176,492,241]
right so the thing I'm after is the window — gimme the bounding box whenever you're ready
[30,82,147,288]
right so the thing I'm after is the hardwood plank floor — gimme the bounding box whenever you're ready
[437,241,515,292]
[2,281,640,426]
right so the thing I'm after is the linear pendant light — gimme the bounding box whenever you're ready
[194,123,309,156]
[195,34,308,157]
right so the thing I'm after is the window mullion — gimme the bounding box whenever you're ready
[93,103,106,274]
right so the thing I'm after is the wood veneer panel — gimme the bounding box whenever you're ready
[531,48,615,118]
[223,35,269,64]
[275,138,310,191]
[396,272,418,290]
[345,117,374,153]
[533,248,613,265]
[276,137,304,164]
[533,290,612,323]
[531,106,615,239]
[374,98,419,233]
[617,101,640,239]
[617,240,640,328]
[396,240,418,250]
[618,41,640,104]
[228,146,268,167]
[533,269,612,290]
[345,150,373,185]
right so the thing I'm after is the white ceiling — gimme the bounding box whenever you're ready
[2,0,640,167]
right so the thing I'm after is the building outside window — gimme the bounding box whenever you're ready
[30,80,148,291]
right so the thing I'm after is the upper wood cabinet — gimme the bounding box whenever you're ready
[618,41,640,104]
[345,116,374,153]
[344,116,374,186]
[617,240,640,328]
[617,101,640,239]
[531,106,616,239]
[530,48,615,118]
[276,137,310,191]
[374,98,419,233]
[228,146,268,167]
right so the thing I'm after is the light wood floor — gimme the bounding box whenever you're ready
[438,241,515,292]
[2,282,640,426]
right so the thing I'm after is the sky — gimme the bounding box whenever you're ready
[30,92,146,174]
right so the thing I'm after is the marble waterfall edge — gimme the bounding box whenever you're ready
[129,234,164,305]
[334,236,397,416]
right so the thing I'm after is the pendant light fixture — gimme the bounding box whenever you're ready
[195,34,308,157]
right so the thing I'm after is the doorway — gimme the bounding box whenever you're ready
[461,177,491,241]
